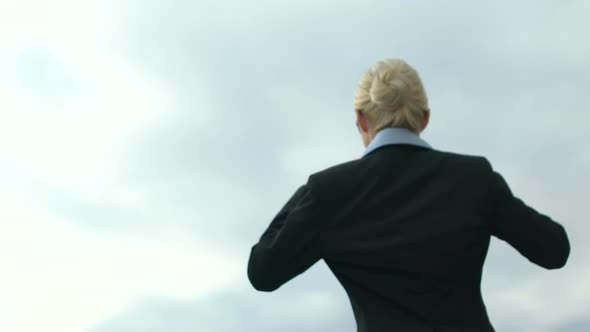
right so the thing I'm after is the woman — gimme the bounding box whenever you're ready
[247,58,570,332]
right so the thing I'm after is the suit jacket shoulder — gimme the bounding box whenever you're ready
[310,148,492,196]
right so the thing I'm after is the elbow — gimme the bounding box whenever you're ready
[247,247,281,292]
[247,265,280,292]
[545,227,571,270]
[248,274,280,292]
[550,247,570,270]
[545,253,569,270]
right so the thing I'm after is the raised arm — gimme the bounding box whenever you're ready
[485,159,570,269]
[247,175,328,291]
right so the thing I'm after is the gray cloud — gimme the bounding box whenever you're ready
[549,316,590,332]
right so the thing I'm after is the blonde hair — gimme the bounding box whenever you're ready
[354,58,429,134]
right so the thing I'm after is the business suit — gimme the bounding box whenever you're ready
[247,128,570,332]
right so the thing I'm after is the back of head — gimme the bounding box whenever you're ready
[354,58,429,134]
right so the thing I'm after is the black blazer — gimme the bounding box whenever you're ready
[247,143,570,332]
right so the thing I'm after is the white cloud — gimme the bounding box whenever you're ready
[0,190,241,332]
[0,1,241,331]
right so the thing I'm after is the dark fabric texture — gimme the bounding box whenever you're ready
[248,144,570,332]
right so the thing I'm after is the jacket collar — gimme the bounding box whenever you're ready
[362,127,432,158]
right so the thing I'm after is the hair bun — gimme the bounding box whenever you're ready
[354,58,428,132]
[369,70,408,111]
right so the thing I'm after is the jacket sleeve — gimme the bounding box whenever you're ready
[484,158,570,269]
[247,175,328,291]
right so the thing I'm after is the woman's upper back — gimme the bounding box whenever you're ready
[312,145,569,331]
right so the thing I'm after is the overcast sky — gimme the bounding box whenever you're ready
[0,1,589,331]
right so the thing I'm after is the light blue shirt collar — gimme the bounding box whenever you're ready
[362,127,432,157]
